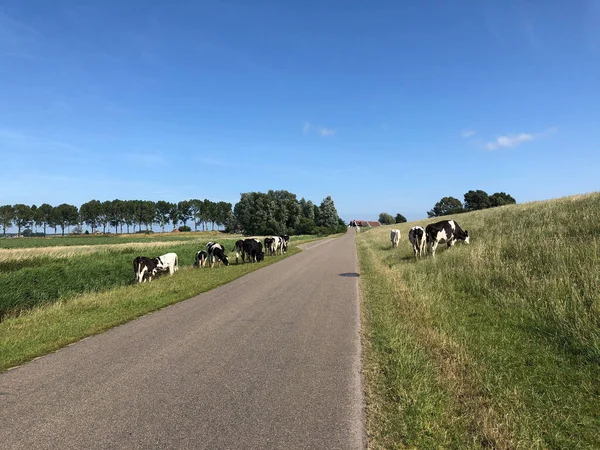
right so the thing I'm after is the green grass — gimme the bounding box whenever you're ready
[358,193,600,449]
[0,240,325,371]
[0,232,211,249]
[0,234,322,318]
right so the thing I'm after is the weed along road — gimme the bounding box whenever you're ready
[0,231,364,450]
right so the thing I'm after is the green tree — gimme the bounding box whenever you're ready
[299,198,315,220]
[55,203,79,236]
[47,206,61,235]
[0,205,15,236]
[427,197,465,218]
[317,196,340,228]
[141,201,156,231]
[464,190,491,211]
[189,199,203,231]
[35,203,54,236]
[395,213,407,223]
[490,192,516,207]
[13,204,33,237]
[378,212,395,225]
[177,200,193,227]
[122,200,137,233]
[80,200,103,233]
[155,201,175,233]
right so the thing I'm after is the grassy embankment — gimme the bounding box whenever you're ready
[358,193,600,449]
[0,234,326,371]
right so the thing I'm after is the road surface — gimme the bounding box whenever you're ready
[0,231,364,449]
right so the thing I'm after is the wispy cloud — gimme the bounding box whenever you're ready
[0,128,83,153]
[303,122,336,137]
[196,157,229,167]
[461,130,476,138]
[485,127,557,150]
[0,11,43,58]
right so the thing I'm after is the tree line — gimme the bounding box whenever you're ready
[427,190,516,218]
[378,213,407,225]
[0,191,345,237]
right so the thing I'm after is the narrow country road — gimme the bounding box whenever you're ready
[0,230,364,449]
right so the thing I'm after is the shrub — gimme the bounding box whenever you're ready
[178,225,192,232]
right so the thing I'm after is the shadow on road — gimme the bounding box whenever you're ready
[339,273,360,277]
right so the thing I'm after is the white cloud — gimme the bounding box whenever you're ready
[485,127,556,150]
[317,127,336,137]
[303,122,336,137]
[461,130,476,138]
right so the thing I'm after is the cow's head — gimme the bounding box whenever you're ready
[463,231,470,244]
[221,254,230,266]
[256,251,265,262]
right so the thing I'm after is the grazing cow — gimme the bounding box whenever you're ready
[133,256,158,283]
[233,239,246,264]
[264,237,275,256]
[194,250,208,268]
[280,235,290,253]
[206,242,229,268]
[390,229,400,248]
[153,252,179,275]
[243,238,264,262]
[425,220,470,257]
[408,226,426,258]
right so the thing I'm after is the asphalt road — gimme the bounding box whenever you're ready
[0,231,365,449]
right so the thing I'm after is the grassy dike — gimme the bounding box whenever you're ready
[0,240,316,372]
[358,193,600,449]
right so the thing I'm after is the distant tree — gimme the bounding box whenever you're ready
[296,217,316,235]
[141,201,156,231]
[47,206,61,235]
[299,198,315,220]
[100,200,112,233]
[30,204,38,232]
[378,213,395,225]
[0,205,15,236]
[80,199,103,234]
[189,199,203,231]
[215,201,233,229]
[13,204,33,237]
[36,203,54,236]
[489,192,516,207]
[395,213,407,223]
[427,197,465,218]
[177,200,193,227]
[464,190,491,211]
[317,196,340,228]
[122,200,137,233]
[55,203,79,236]
[155,201,174,233]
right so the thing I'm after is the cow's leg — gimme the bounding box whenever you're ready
[431,240,438,257]
[447,239,455,249]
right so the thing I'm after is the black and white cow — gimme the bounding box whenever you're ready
[243,238,264,262]
[233,239,246,264]
[425,220,470,257]
[153,252,179,275]
[206,242,229,268]
[280,235,290,253]
[264,237,275,256]
[194,250,208,268]
[408,226,426,258]
[133,256,158,283]
[390,229,400,248]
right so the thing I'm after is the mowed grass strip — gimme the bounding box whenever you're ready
[0,235,322,318]
[0,244,303,371]
[0,232,211,249]
[358,193,600,449]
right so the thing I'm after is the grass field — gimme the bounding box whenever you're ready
[358,193,600,449]
[0,234,332,371]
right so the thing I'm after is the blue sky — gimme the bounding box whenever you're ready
[1,0,598,222]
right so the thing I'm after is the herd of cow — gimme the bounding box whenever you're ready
[133,236,290,283]
[391,219,470,258]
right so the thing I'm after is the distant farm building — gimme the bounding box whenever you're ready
[349,220,381,228]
